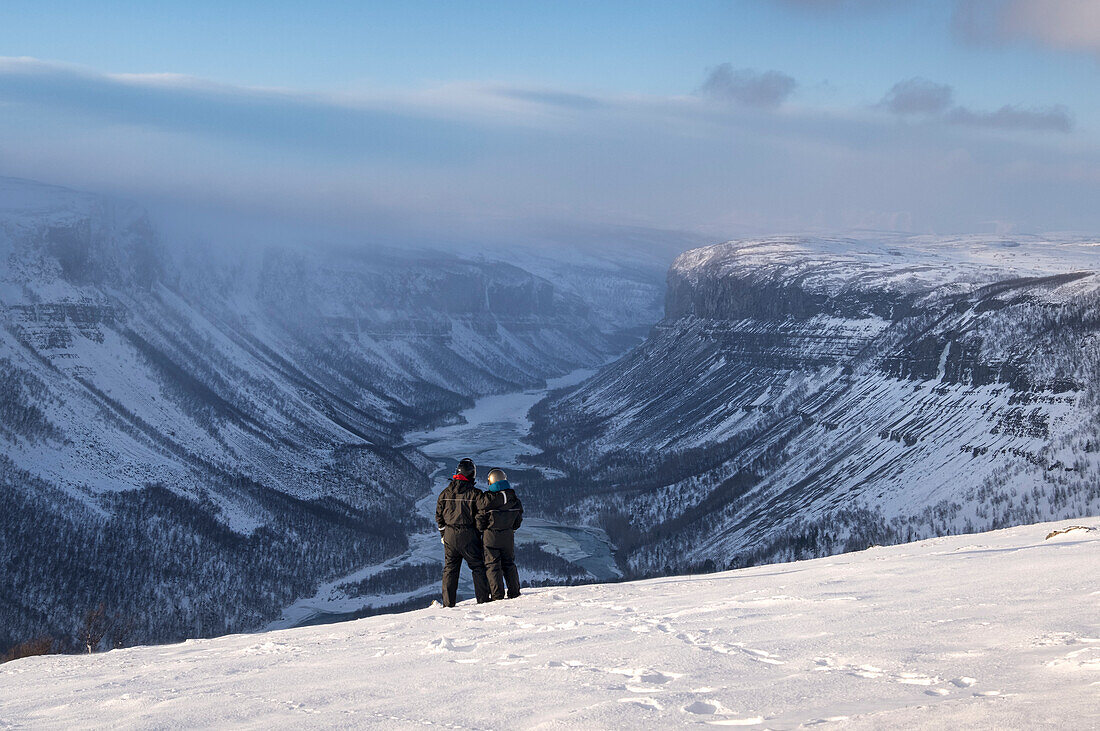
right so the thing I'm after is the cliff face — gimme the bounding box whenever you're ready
[0,178,665,648]
[527,237,1100,576]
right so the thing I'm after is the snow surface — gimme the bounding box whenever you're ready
[673,235,1100,289]
[3,519,1097,729]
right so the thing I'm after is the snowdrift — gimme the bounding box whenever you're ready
[2,519,1097,729]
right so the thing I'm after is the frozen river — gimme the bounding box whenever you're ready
[404,367,621,583]
[270,368,619,629]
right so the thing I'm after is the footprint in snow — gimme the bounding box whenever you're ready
[546,660,585,669]
[740,647,785,665]
[496,653,528,666]
[618,697,663,711]
[1046,646,1100,669]
[683,700,725,715]
[706,719,766,727]
[1033,631,1080,647]
[951,676,978,687]
[847,664,884,679]
[893,672,940,686]
[804,716,851,726]
[241,642,300,656]
[426,637,477,653]
[682,700,764,726]
[637,670,679,684]
[606,667,683,688]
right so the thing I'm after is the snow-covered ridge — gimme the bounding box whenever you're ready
[3,520,1097,728]
[529,234,1100,576]
[672,235,1100,285]
[668,236,1100,323]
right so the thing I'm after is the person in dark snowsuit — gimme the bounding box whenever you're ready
[435,458,491,607]
[476,468,523,600]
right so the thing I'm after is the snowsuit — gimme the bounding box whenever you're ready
[476,481,523,600]
[435,475,491,607]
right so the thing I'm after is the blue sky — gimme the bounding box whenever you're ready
[2,1,1092,111]
[1,0,1099,240]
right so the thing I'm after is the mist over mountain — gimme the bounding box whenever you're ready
[0,177,666,648]
[3,174,1099,655]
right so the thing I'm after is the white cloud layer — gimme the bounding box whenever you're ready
[0,57,1096,240]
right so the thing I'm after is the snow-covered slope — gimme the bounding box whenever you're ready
[527,236,1100,575]
[0,177,665,648]
[2,520,1097,729]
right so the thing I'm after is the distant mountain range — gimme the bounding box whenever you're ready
[0,177,665,648]
[6,176,1098,650]
[525,236,1100,576]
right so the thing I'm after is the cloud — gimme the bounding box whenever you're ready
[879,77,1073,132]
[494,87,604,110]
[880,78,955,115]
[946,104,1074,132]
[955,0,1100,54]
[699,64,797,109]
[0,56,1097,239]
[0,57,489,164]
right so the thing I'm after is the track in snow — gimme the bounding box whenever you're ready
[4,519,1097,729]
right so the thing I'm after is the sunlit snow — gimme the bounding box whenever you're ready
[3,520,1096,728]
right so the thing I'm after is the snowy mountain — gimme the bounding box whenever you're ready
[2,520,1097,728]
[0,177,666,649]
[526,236,1100,576]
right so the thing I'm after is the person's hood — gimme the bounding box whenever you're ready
[487,479,511,492]
[449,475,478,491]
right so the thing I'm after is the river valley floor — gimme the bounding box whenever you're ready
[269,368,618,628]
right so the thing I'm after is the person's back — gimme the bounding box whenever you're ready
[435,458,491,607]
[437,476,481,529]
[477,468,523,600]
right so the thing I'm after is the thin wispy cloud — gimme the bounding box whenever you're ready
[0,57,488,164]
[0,55,1096,238]
[946,104,1074,133]
[494,87,604,111]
